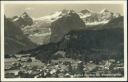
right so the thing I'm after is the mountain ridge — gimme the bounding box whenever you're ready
[34,9,121,25]
[21,9,121,45]
[19,15,124,63]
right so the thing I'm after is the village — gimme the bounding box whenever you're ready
[5,53,124,78]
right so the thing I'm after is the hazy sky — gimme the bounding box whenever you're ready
[4,4,124,18]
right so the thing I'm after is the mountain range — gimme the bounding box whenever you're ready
[34,9,120,25]
[19,9,121,45]
[14,10,124,63]
[5,9,124,62]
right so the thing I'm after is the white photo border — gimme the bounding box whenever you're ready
[1,1,127,81]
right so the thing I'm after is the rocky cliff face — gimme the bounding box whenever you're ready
[4,15,36,55]
[50,10,86,43]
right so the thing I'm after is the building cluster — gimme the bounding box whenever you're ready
[5,54,124,78]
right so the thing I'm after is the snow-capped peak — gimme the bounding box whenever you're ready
[21,12,29,18]
[78,9,92,19]
[80,9,91,14]
[35,11,62,22]
[33,9,121,26]
[12,16,20,22]
[100,9,110,14]
[79,8,121,25]
[34,9,77,23]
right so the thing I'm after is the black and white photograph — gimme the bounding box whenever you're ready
[1,1,127,81]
